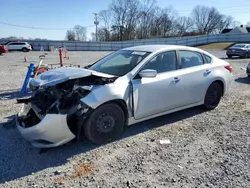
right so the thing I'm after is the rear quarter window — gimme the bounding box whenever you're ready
[204,54,212,63]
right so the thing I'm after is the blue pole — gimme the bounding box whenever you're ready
[21,63,34,94]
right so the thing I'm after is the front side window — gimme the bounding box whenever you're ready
[141,51,177,74]
[179,50,204,68]
[88,50,151,76]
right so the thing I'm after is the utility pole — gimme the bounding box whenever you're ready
[93,13,99,41]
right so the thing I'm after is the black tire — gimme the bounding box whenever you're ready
[22,48,28,52]
[246,52,250,58]
[240,52,248,59]
[0,51,2,56]
[204,82,223,110]
[227,55,232,59]
[84,103,125,145]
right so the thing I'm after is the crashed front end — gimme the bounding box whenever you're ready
[16,68,116,148]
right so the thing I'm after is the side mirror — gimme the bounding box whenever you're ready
[139,69,157,78]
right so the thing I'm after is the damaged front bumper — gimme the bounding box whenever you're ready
[14,69,111,148]
[16,104,75,148]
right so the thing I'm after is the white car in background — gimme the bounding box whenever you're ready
[5,41,32,52]
[16,45,233,148]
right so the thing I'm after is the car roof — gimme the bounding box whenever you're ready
[233,43,249,46]
[121,44,203,53]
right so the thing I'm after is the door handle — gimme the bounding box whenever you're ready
[204,70,211,75]
[173,77,181,83]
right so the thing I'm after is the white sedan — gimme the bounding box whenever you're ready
[16,45,233,148]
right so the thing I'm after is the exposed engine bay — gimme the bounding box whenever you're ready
[17,74,117,142]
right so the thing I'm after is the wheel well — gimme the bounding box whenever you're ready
[101,99,129,125]
[212,80,224,96]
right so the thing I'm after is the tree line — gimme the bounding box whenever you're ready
[66,0,250,41]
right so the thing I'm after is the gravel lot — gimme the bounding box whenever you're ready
[0,50,250,188]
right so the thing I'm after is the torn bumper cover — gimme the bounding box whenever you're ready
[16,104,75,148]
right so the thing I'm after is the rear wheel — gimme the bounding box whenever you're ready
[227,55,232,59]
[204,82,223,110]
[84,103,125,145]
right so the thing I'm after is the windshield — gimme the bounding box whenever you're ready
[232,44,247,48]
[88,50,151,76]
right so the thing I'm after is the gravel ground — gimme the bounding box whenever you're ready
[0,50,249,188]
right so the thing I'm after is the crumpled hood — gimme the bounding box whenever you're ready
[30,67,114,87]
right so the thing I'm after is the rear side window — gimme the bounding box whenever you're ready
[179,50,204,68]
[204,54,212,63]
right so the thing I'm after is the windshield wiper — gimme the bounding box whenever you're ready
[83,64,93,69]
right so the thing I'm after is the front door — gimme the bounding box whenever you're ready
[132,50,186,120]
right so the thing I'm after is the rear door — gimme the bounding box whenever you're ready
[16,42,25,50]
[176,50,214,105]
[6,42,16,50]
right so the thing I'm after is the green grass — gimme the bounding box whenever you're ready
[197,42,233,50]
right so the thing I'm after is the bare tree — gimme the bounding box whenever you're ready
[149,6,163,38]
[109,0,140,40]
[156,7,177,37]
[98,10,113,41]
[175,16,193,35]
[191,5,223,34]
[99,10,112,29]
[96,1,236,41]
[137,0,157,39]
[92,27,111,41]
[215,15,234,34]
[74,25,87,41]
[65,30,76,41]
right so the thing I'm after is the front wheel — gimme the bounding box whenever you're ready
[204,82,223,110]
[84,103,125,145]
[22,48,28,52]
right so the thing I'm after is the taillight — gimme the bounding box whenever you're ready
[225,65,232,73]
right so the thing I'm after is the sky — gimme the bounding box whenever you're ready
[0,0,249,40]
